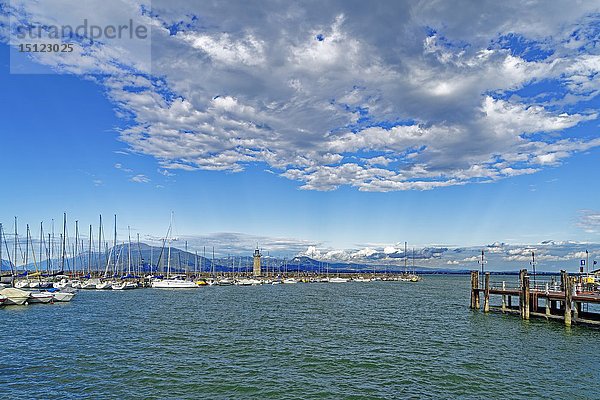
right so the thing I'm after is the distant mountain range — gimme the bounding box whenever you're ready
[0,241,578,276]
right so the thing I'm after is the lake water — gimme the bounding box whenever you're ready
[2,275,599,399]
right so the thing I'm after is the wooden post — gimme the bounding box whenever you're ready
[483,272,490,313]
[470,271,475,309]
[470,271,480,310]
[523,274,530,320]
[562,270,572,327]
[519,269,525,318]
[501,281,507,312]
[545,282,550,318]
[508,295,512,308]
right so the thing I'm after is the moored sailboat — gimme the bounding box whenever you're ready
[151,214,198,289]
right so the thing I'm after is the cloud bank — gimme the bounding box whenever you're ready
[2,1,600,191]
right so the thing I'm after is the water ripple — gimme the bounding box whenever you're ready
[1,276,599,399]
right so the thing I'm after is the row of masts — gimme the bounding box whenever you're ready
[0,214,156,277]
[1,215,420,278]
[0,214,309,278]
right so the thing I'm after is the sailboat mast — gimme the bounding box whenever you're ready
[167,212,173,278]
[61,214,66,273]
[25,224,29,272]
[404,241,407,273]
[14,217,18,274]
[127,226,132,275]
[0,223,3,276]
[47,233,51,274]
[137,233,141,276]
[113,215,117,275]
[29,224,39,274]
[50,219,54,274]
[74,220,79,275]
[2,224,15,281]
[0,222,4,276]
[167,236,171,278]
[88,224,92,276]
[98,215,102,275]
[39,222,43,273]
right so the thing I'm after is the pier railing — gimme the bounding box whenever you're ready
[470,269,600,327]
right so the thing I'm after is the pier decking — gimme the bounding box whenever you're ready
[470,270,600,327]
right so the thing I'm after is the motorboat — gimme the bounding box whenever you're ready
[0,287,31,305]
[28,291,54,304]
[52,289,76,302]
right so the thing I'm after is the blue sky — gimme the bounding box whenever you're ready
[1,1,600,267]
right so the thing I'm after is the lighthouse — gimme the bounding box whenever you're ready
[253,247,262,276]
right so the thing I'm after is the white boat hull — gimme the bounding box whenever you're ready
[81,282,97,290]
[28,292,54,303]
[52,291,76,302]
[111,282,127,290]
[95,282,112,290]
[15,280,30,288]
[0,288,31,305]
[151,279,198,288]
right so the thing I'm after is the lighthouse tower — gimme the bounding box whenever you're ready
[253,247,262,276]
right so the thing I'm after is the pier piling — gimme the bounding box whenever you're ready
[483,272,490,313]
[501,281,507,313]
[545,282,550,318]
[523,274,530,320]
[519,269,525,318]
[562,270,572,327]
[470,268,600,327]
[470,271,480,310]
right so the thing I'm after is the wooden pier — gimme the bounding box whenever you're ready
[470,269,600,327]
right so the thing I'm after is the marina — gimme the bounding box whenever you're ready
[0,215,421,306]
